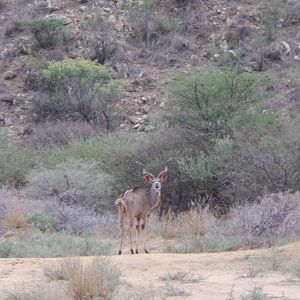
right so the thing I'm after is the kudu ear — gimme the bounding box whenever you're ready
[143,170,155,183]
[157,167,168,183]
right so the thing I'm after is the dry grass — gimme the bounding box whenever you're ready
[180,208,212,236]
[63,257,120,300]
[148,208,213,241]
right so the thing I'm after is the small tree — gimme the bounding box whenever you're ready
[83,11,119,65]
[22,18,67,48]
[36,59,126,129]
[262,0,283,42]
[165,67,269,135]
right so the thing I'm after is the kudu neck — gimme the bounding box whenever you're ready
[147,187,161,209]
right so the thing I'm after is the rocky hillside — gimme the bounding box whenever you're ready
[0,0,298,137]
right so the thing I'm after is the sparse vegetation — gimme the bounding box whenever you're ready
[21,17,67,48]
[162,281,188,296]
[83,11,119,65]
[25,159,113,211]
[22,121,102,149]
[0,134,36,188]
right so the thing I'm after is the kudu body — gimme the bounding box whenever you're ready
[115,163,169,255]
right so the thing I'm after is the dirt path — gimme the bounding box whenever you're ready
[1,242,300,299]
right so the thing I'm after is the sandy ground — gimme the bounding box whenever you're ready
[0,241,300,299]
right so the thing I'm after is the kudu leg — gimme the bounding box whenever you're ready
[141,219,149,254]
[118,216,125,255]
[128,220,134,254]
[135,219,141,254]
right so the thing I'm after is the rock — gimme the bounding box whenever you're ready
[250,61,263,72]
[133,123,140,129]
[137,124,145,132]
[0,95,14,105]
[2,231,15,239]
[4,118,12,126]
[115,22,123,32]
[141,105,150,113]
[79,6,87,12]
[128,115,139,124]
[280,41,291,55]
[144,125,155,132]
[142,114,150,123]
[3,71,16,80]
[120,123,125,128]
[159,102,165,108]
[22,127,33,136]
[263,42,286,61]
[103,7,112,13]
[108,15,116,23]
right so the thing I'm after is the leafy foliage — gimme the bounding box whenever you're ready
[34,59,126,129]
[165,67,269,134]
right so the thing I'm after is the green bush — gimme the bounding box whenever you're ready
[165,67,269,134]
[26,212,58,232]
[34,58,126,129]
[21,17,67,48]
[0,232,112,258]
[164,235,245,253]
[25,160,113,211]
[0,133,36,188]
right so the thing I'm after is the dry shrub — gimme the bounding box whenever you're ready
[2,199,27,231]
[25,160,113,212]
[180,208,212,236]
[0,189,118,235]
[217,192,300,248]
[22,121,102,149]
[64,257,120,300]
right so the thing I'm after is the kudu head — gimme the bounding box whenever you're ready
[136,159,172,193]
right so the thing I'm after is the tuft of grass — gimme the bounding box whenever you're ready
[65,257,120,300]
[43,263,66,281]
[160,271,201,283]
[162,281,188,296]
[240,286,267,300]
[0,232,112,258]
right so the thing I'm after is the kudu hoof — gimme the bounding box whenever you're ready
[118,251,122,255]
[130,249,134,254]
[135,249,139,254]
[144,249,149,254]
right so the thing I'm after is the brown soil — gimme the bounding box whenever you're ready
[0,241,300,299]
